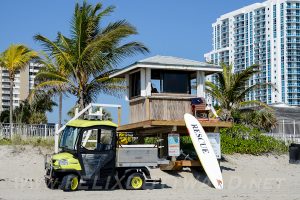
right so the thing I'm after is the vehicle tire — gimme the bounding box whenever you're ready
[45,177,60,189]
[60,174,79,192]
[125,172,145,190]
[45,178,53,189]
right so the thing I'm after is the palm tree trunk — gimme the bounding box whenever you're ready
[9,76,14,139]
[58,93,62,129]
[79,90,84,111]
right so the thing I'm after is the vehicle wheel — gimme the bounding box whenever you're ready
[125,172,145,190]
[45,178,59,189]
[45,178,53,189]
[60,174,79,191]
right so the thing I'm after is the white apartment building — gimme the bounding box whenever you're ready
[0,62,42,112]
[205,0,300,106]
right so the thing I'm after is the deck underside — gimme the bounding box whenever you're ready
[117,119,232,136]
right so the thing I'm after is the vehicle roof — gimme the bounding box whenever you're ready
[66,120,118,128]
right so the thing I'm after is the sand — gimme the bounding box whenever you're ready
[0,145,299,200]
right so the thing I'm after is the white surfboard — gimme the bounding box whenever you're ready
[184,113,223,189]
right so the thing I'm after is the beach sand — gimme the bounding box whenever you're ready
[0,145,299,200]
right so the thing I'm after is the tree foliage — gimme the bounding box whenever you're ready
[34,1,149,111]
[0,91,57,124]
[206,63,277,131]
[0,44,38,130]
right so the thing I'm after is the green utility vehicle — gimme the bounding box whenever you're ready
[45,119,160,191]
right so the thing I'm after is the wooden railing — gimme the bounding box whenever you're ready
[129,95,195,123]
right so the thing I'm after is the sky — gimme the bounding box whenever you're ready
[0,0,265,125]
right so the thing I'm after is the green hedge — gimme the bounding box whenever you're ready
[220,124,288,155]
[146,124,288,156]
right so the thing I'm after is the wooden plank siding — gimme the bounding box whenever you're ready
[129,98,147,123]
[150,98,192,121]
[129,96,193,123]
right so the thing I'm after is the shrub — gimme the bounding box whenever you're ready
[0,138,12,145]
[220,124,288,155]
[0,136,54,149]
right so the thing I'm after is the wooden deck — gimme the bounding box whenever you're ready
[160,160,202,171]
[117,119,232,135]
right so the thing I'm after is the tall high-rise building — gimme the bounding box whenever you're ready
[0,62,41,112]
[205,0,300,106]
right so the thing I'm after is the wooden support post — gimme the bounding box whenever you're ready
[214,126,220,133]
[162,133,168,158]
[159,133,164,159]
[137,131,145,144]
[145,98,150,120]
[118,107,122,126]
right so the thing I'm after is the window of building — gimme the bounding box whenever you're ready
[129,71,141,98]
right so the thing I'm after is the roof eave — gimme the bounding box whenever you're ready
[109,63,221,78]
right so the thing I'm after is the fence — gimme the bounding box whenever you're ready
[267,119,300,144]
[0,123,57,139]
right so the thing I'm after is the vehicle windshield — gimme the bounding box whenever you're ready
[59,126,80,150]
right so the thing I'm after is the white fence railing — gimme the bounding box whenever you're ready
[0,123,57,139]
[267,119,300,144]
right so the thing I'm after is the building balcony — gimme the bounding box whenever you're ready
[287,65,300,68]
[234,31,245,36]
[288,90,300,93]
[235,38,245,42]
[287,34,300,36]
[255,32,266,36]
[286,13,300,16]
[287,46,300,50]
[287,40,300,43]
[287,59,300,62]
[288,83,300,86]
[288,96,300,99]
[2,85,11,89]
[288,72,300,75]
[287,26,300,30]
[287,5,300,9]
[287,20,300,23]
[234,25,245,30]
[254,26,266,30]
[1,97,11,101]
[234,20,245,24]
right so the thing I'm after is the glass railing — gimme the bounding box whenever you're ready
[287,6,300,9]
[287,20,300,23]
[287,33,300,36]
[288,71,300,74]
[287,40,300,43]
[287,26,300,29]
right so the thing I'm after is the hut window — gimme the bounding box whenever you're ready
[163,72,190,93]
[129,71,141,98]
[151,70,192,94]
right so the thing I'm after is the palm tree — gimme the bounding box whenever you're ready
[14,91,57,124]
[34,1,149,112]
[206,63,273,121]
[238,108,277,132]
[0,44,38,137]
[33,54,70,128]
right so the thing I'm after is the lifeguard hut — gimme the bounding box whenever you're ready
[110,55,231,168]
